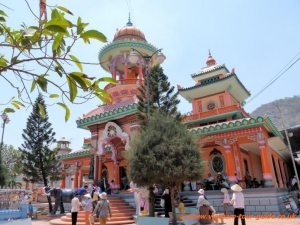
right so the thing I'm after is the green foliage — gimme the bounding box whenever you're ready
[137,65,182,127]
[0,4,116,121]
[126,111,205,186]
[20,94,62,186]
[2,144,23,176]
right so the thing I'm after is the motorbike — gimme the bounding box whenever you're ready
[283,194,299,215]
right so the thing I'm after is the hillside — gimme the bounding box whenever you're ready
[250,96,300,130]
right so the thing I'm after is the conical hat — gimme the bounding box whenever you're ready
[220,188,228,193]
[231,184,242,192]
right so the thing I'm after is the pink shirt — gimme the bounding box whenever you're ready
[223,193,230,203]
[230,192,244,208]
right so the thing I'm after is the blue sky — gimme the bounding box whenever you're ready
[1,0,300,151]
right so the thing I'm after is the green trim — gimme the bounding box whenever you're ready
[265,117,284,139]
[59,150,92,160]
[76,103,139,129]
[191,65,229,78]
[179,74,250,98]
[98,40,158,72]
[191,116,283,138]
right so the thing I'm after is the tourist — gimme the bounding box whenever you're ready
[121,176,129,190]
[244,172,252,188]
[130,181,140,215]
[191,181,197,191]
[206,173,215,190]
[291,175,298,190]
[230,184,245,225]
[27,201,33,218]
[198,198,214,225]
[221,179,230,189]
[93,192,112,225]
[178,198,185,213]
[77,185,88,202]
[109,180,115,194]
[161,187,172,218]
[71,193,81,225]
[216,173,223,189]
[153,184,158,195]
[223,172,229,182]
[82,193,92,225]
[221,188,230,215]
[196,189,208,209]
[234,172,239,184]
[93,183,102,194]
[251,178,259,188]
[91,186,100,211]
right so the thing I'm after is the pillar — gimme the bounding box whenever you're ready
[280,161,287,187]
[61,170,66,189]
[114,161,120,187]
[224,145,236,184]
[113,68,117,80]
[273,155,283,187]
[224,90,231,106]
[98,156,102,181]
[124,63,128,79]
[258,142,273,187]
[138,64,143,80]
[283,163,290,186]
[94,154,98,184]
[74,167,79,189]
[79,169,83,187]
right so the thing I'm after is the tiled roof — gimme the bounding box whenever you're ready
[191,64,228,78]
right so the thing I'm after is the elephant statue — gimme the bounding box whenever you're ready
[45,187,76,215]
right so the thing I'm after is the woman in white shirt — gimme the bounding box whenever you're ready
[230,184,245,225]
[71,193,81,225]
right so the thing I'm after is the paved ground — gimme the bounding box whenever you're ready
[32,216,300,225]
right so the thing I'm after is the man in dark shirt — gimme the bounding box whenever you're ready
[77,185,88,202]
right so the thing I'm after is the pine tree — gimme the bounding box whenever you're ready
[137,65,182,127]
[20,94,61,212]
[125,111,205,222]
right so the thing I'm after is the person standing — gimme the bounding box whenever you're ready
[77,185,88,202]
[109,180,115,194]
[221,188,230,215]
[91,187,100,211]
[191,181,197,191]
[82,193,92,225]
[93,192,112,225]
[178,198,185,213]
[27,201,33,218]
[230,184,245,225]
[161,187,172,218]
[71,193,81,225]
[130,181,141,215]
[196,189,208,209]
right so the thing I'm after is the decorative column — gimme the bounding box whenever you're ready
[74,166,79,189]
[138,64,143,80]
[113,68,117,80]
[273,155,283,187]
[61,169,66,189]
[257,132,273,187]
[98,156,103,181]
[223,144,236,184]
[124,63,128,79]
[114,161,120,194]
[79,169,83,187]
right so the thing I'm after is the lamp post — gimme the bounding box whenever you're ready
[0,112,10,164]
[128,48,166,117]
[276,103,300,190]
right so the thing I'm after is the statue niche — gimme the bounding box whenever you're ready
[127,66,139,79]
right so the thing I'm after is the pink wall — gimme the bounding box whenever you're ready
[249,152,263,182]
[192,92,225,114]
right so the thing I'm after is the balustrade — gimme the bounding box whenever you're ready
[104,79,143,91]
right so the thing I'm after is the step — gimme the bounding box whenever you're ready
[61,215,132,222]
[49,218,135,225]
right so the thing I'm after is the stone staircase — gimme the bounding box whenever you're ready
[49,196,135,225]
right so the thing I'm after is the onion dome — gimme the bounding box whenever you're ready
[113,16,146,42]
[206,50,216,67]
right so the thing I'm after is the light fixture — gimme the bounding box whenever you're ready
[128,50,139,64]
[155,52,166,64]
[24,28,37,37]
[288,132,293,137]
[1,113,7,121]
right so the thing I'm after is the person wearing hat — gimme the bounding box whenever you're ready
[82,193,92,225]
[230,184,245,225]
[198,198,214,225]
[221,188,230,215]
[71,193,81,225]
[92,192,112,225]
[196,189,209,210]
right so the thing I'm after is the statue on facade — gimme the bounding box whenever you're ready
[88,155,94,179]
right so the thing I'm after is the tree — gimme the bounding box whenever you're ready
[2,144,23,176]
[0,2,116,121]
[20,93,61,212]
[137,65,182,127]
[125,111,205,224]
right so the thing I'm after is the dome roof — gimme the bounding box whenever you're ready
[206,50,216,67]
[113,18,146,42]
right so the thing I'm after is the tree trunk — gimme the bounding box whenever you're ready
[170,186,177,225]
[148,185,155,217]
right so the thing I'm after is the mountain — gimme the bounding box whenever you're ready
[250,95,300,130]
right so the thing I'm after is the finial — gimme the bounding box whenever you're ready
[209,49,211,56]
[126,12,133,26]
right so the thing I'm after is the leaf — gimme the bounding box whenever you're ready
[0,10,8,17]
[67,76,77,102]
[11,103,20,110]
[12,100,25,107]
[36,76,48,92]
[95,89,111,100]
[57,103,70,122]
[77,17,83,35]
[38,103,45,118]
[57,6,74,16]
[52,34,63,51]
[69,73,87,88]
[49,94,60,98]
[45,18,69,33]
[94,93,107,104]
[3,108,15,113]
[80,30,107,42]
[69,55,83,72]
[30,80,36,92]
[97,77,117,84]
[11,56,18,63]
[51,9,61,20]
[0,17,6,22]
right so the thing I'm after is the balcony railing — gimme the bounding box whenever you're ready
[104,79,143,91]
[182,104,250,123]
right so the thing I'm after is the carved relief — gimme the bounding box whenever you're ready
[247,134,257,142]
[219,95,225,107]
[197,100,202,113]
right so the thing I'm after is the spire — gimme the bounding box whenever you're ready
[126,12,133,26]
[206,49,216,67]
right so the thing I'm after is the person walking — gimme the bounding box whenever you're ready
[71,193,81,225]
[161,187,172,218]
[196,189,208,209]
[27,201,33,218]
[230,184,245,225]
[82,193,92,225]
[93,192,112,225]
[221,188,230,215]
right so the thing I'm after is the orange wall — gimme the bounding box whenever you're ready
[192,92,225,114]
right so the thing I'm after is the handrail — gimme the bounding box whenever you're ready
[104,79,144,91]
